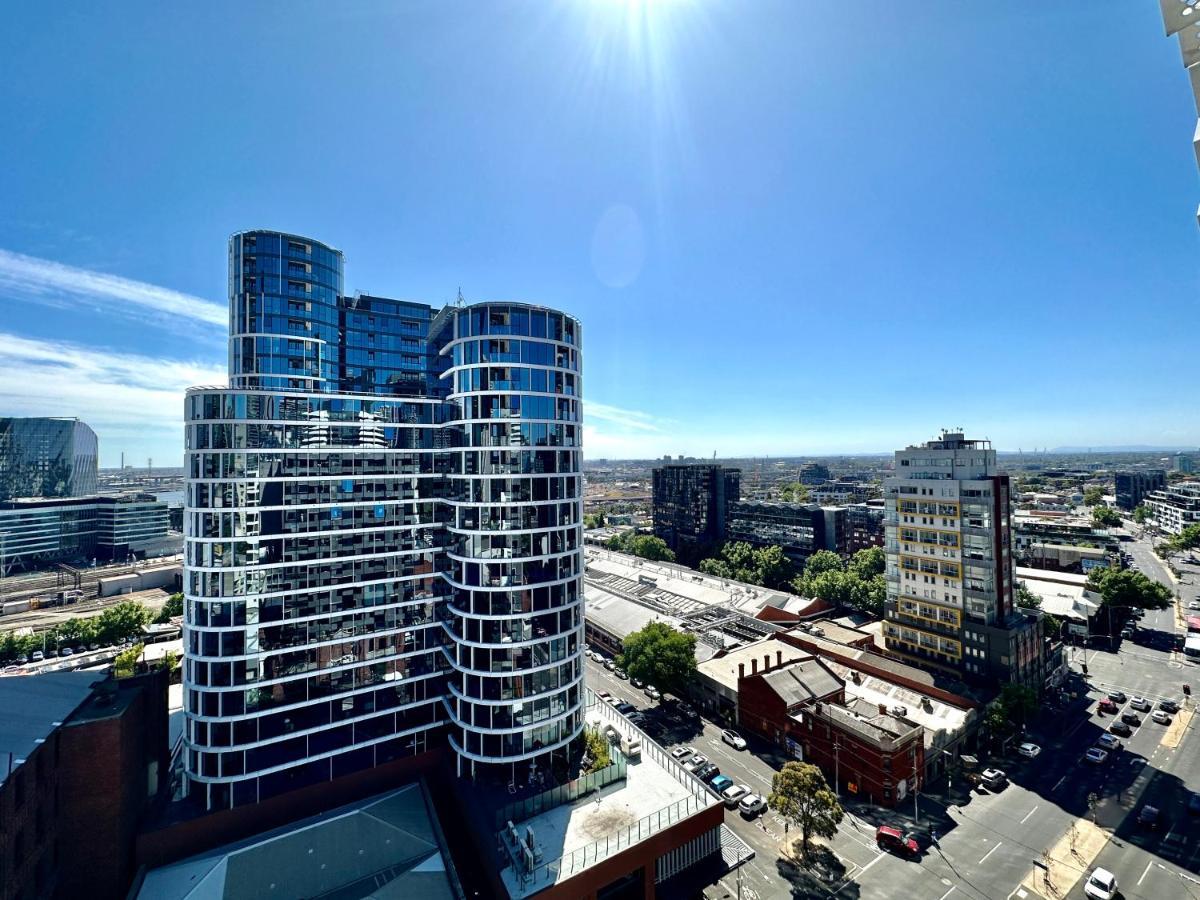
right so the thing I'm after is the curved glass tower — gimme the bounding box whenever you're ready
[183,232,583,809]
[436,304,584,779]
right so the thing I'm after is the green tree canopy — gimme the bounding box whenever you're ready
[1132,505,1150,525]
[1092,506,1121,528]
[768,762,844,860]
[155,592,184,624]
[113,644,144,679]
[698,541,795,590]
[618,621,697,697]
[1086,566,1172,611]
[802,550,844,579]
[778,482,810,503]
[1083,487,1104,507]
[848,546,886,581]
[1167,523,1200,554]
[604,532,676,562]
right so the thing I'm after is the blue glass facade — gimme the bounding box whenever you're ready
[184,232,583,809]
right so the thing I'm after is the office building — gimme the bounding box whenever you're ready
[846,500,886,553]
[726,499,825,566]
[1175,452,1197,475]
[1114,470,1166,511]
[651,463,740,560]
[797,462,830,484]
[0,493,172,574]
[0,417,98,501]
[882,432,1043,689]
[183,231,584,810]
[1144,482,1200,535]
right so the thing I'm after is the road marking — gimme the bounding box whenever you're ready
[856,852,887,877]
[936,888,955,900]
[1139,860,1154,886]
[1052,776,1066,791]
[979,842,1003,865]
[1020,805,1038,824]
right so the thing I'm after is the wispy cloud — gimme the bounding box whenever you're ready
[0,332,225,458]
[0,248,226,330]
[585,400,671,433]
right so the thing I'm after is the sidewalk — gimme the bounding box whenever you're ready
[1010,818,1107,900]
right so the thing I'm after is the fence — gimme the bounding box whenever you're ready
[516,792,709,890]
[494,743,627,830]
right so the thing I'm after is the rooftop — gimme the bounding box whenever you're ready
[584,583,683,641]
[696,638,810,692]
[0,671,100,784]
[137,783,457,900]
[761,658,843,706]
[499,697,718,899]
[818,700,920,748]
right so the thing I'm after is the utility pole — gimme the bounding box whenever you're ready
[912,752,920,824]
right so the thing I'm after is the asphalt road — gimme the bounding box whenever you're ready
[585,536,1199,899]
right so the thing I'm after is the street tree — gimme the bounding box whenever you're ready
[1167,523,1200,554]
[778,482,810,503]
[1092,506,1121,528]
[699,541,795,590]
[1086,566,1172,611]
[155,592,184,624]
[1083,487,1104,507]
[768,762,844,860]
[848,546,885,581]
[1132,505,1150,525]
[618,621,697,697]
[604,532,676,562]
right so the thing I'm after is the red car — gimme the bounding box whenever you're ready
[876,825,920,857]
[1098,698,1118,715]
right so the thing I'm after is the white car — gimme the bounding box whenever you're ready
[1095,733,1121,750]
[683,754,708,771]
[721,729,747,751]
[1130,696,1151,711]
[1151,710,1172,725]
[1188,601,1200,610]
[739,794,767,817]
[644,685,661,701]
[721,784,750,808]
[671,745,694,759]
[1017,742,1041,759]
[1084,747,1109,765]
[1084,867,1117,900]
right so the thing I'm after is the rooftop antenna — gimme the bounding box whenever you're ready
[456,287,465,307]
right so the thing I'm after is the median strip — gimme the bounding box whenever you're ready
[1161,705,1193,749]
[1013,819,1107,900]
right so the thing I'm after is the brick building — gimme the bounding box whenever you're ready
[0,669,169,900]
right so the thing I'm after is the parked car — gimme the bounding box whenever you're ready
[721,729,747,751]
[615,702,636,715]
[613,669,628,680]
[644,685,661,701]
[1160,698,1181,713]
[739,794,767,818]
[1137,805,1160,830]
[1188,792,1200,816]
[1121,711,1141,726]
[1109,721,1132,737]
[631,678,644,689]
[60,647,74,657]
[693,763,720,783]
[684,754,708,771]
[597,690,612,703]
[1084,867,1117,900]
[709,774,734,795]
[1095,733,1121,751]
[981,768,1008,790]
[876,825,920,857]
[721,784,750,808]
[1097,698,1118,715]
[603,659,615,670]
[2,665,20,676]
[1106,690,1127,703]
[1151,710,1172,725]
[1084,747,1109,765]
[31,651,44,662]
[671,745,694,759]
[1189,600,1200,610]
[676,701,697,718]
[1017,742,1041,759]
[1130,696,1151,711]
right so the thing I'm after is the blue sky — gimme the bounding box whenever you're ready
[1,1,1197,466]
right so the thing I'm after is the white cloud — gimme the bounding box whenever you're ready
[0,332,225,463]
[585,400,671,433]
[0,248,226,329]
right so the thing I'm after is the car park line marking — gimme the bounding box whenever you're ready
[1052,776,1066,791]
[936,888,955,900]
[978,842,1002,865]
[1139,860,1154,886]
[1019,806,1038,824]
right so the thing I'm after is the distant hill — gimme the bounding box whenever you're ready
[1046,446,1194,454]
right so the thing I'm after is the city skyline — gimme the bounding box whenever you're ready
[3,3,1200,465]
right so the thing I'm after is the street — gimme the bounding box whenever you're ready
[586,530,1200,898]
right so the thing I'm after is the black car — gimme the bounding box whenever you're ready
[1160,699,1181,713]
[693,763,719,783]
[1188,793,1200,816]
[1121,711,1141,726]
[1138,805,1161,830]
[1109,721,1133,737]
